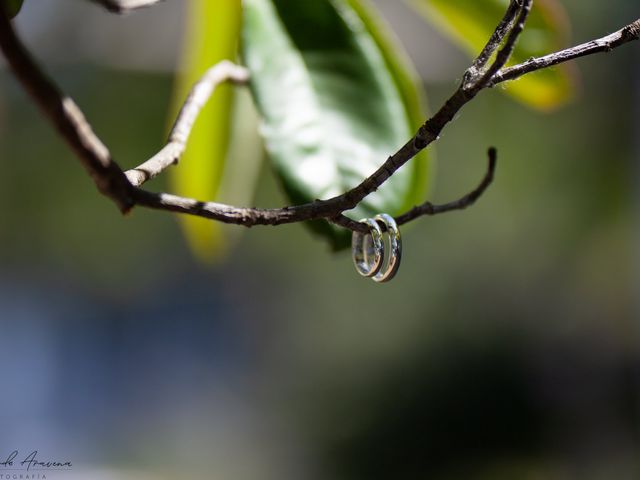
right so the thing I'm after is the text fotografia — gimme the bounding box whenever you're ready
[0,451,72,474]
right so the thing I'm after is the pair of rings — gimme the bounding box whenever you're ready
[351,213,402,283]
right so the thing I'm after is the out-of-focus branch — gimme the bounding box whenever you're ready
[0,5,134,212]
[125,61,249,186]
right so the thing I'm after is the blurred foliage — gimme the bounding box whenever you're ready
[407,0,575,110]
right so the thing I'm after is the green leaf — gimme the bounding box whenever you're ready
[170,0,248,262]
[3,0,24,18]
[406,0,574,111]
[242,0,431,249]
[345,0,432,211]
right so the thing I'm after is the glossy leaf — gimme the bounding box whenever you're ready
[3,0,23,18]
[242,0,431,248]
[407,0,574,110]
[346,0,432,208]
[170,0,243,261]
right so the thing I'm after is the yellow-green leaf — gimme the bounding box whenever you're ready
[170,0,242,262]
[406,0,575,110]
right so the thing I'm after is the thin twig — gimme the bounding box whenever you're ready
[91,0,165,14]
[125,61,249,186]
[311,148,497,233]
[474,0,532,89]
[493,18,640,85]
[412,1,531,153]
[466,0,522,83]
[395,147,497,225]
[133,147,496,234]
[329,215,368,233]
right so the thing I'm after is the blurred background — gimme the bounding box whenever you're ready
[0,0,639,479]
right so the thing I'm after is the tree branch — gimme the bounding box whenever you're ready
[131,146,497,234]
[472,0,532,89]
[1,2,638,234]
[0,6,134,213]
[395,147,497,225]
[325,147,497,233]
[327,147,495,233]
[466,0,523,82]
[125,61,250,186]
[492,18,640,85]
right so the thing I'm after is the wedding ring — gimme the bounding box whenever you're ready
[352,218,384,277]
[373,213,402,283]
